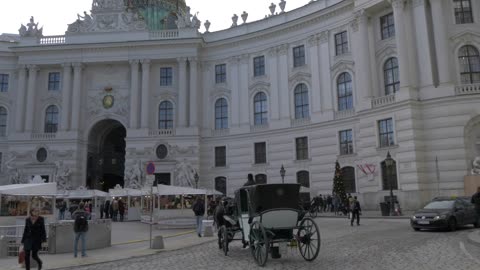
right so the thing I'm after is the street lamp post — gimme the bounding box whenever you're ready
[194,172,199,189]
[384,151,395,216]
[280,165,286,184]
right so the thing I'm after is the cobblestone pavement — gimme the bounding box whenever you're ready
[57,218,480,270]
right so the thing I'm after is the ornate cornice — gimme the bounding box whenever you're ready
[411,0,426,8]
[318,31,329,44]
[389,0,405,9]
[307,35,320,47]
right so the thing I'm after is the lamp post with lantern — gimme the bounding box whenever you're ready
[384,151,395,216]
[280,165,286,184]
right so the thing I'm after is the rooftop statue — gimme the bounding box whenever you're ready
[18,16,43,38]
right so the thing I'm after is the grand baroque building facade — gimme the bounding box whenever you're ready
[0,0,480,209]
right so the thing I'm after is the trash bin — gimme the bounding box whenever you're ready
[380,202,390,216]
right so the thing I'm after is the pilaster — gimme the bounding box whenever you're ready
[140,59,151,129]
[24,65,38,132]
[189,57,198,128]
[129,60,140,129]
[308,35,322,114]
[60,63,72,131]
[177,57,188,128]
[268,48,280,120]
[15,65,27,133]
[70,63,83,131]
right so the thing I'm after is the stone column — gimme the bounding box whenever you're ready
[177,57,188,128]
[70,63,83,131]
[189,57,198,127]
[24,65,38,132]
[391,0,411,89]
[229,57,240,127]
[352,10,373,106]
[140,59,151,129]
[430,0,451,85]
[129,60,140,129]
[412,0,434,87]
[268,48,280,120]
[318,32,333,112]
[15,65,27,132]
[308,35,321,114]
[60,63,72,131]
[277,44,290,119]
[238,55,249,126]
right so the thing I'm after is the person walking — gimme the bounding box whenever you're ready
[21,208,46,270]
[118,198,125,222]
[58,200,67,220]
[72,202,90,258]
[326,195,332,213]
[471,186,480,218]
[350,196,362,226]
[100,201,104,219]
[192,196,205,237]
[104,200,110,219]
[112,199,119,222]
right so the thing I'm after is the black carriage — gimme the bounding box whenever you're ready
[218,184,321,266]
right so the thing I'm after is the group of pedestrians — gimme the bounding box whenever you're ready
[99,198,125,222]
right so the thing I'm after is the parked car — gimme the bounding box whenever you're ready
[410,196,479,231]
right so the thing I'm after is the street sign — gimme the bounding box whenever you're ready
[146,162,155,175]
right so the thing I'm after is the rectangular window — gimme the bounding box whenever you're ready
[48,72,60,91]
[215,146,226,167]
[380,13,395,40]
[160,67,173,86]
[0,74,9,92]
[378,118,395,147]
[253,56,265,77]
[339,129,354,155]
[454,0,474,24]
[293,45,305,68]
[335,31,349,56]
[254,142,267,164]
[215,64,227,84]
[296,137,309,160]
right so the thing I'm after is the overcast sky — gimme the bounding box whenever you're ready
[0,0,311,35]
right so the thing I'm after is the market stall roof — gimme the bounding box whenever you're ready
[109,187,150,197]
[0,183,57,196]
[155,184,223,196]
[65,189,110,199]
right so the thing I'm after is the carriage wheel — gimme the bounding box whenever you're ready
[249,221,269,267]
[222,226,229,256]
[297,217,321,262]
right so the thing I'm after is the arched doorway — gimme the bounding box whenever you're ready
[86,119,126,191]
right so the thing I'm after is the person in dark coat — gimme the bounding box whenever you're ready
[192,196,205,237]
[104,200,110,219]
[350,196,362,226]
[118,198,125,222]
[472,186,480,217]
[21,208,47,270]
[243,174,256,186]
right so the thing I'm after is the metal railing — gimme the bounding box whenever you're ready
[455,83,480,95]
[30,133,57,140]
[371,94,395,108]
[148,129,175,137]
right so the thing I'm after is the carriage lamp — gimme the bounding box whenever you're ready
[194,172,199,189]
[280,165,286,184]
[384,151,395,216]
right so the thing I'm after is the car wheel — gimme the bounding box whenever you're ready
[413,227,420,231]
[474,218,480,228]
[448,218,457,232]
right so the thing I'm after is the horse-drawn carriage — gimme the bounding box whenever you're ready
[218,183,320,266]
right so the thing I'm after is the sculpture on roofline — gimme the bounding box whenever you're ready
[18,16,43,38]
[174,159,196,187]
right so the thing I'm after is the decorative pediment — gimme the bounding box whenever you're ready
[375,43,397,64]
[449,30,480,50]
[248,80,271,91]
[288,71,311,90]
[330,60,355,79]
[210,86,231,99]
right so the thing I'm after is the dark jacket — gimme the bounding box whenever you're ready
[472,192,480,210]
[352,201,362,212]
[21,216,47,251]
[72,210,90,233]
[193,200,205,216]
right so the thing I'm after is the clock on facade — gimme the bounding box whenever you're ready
[156,144,168,159]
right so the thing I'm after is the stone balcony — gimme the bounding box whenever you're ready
[31,133,56,140]
[334,109,355,120]
[371,94,396,108]
[148,129,175,137]
[211,128,230,137]
[250,123,269,133]
[291,117,311,127]
[455,83,480,96]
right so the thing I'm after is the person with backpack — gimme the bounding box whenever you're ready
[192,196,205,237]
[72,202,90,258]
[350,196,362,226]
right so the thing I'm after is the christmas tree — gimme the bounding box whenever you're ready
[332,161,347,203]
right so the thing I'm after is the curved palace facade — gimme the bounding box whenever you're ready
[1,0,480,209]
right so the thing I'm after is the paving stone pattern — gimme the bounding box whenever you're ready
[57,218,480,270]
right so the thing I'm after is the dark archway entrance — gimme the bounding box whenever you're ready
[86,119,126,191]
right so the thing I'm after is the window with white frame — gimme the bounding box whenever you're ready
[215,146,226,167]
[335,31,349,55]
[339,129,354,155]
[254,92,268,125]
[48,72,61,91]
[342,166,356,193]
[0,74,9,92]
[253,56,265,77]
[378,118,395,147]
[44,105,59,133]
[293,45,305,68]
[294,84,309,119]
[458,45,480,84]
[380,13,395,40]
[215,98,228,130]
[0,107,7,137]
[254,142,267,164]
[158,101,174,129]
[215,64,227,84]
[160,67,173,86]
[384,57,400,95]
[454,0,474,24]
[296,136,309,160]
[337,72,353,111]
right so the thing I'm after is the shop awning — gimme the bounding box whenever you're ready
[0,183,57,196]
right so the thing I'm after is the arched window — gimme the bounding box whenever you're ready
[384,57,400,95]
[337,72,353,111]
[215,98,228,130]
[381,159,398,190]
[458,45,480,84]
[158,101,173,129]
[296,171,310,188]
[341,166,356,193]
[254,92,268,125]
[215,177,227,195]
[255,174,267,184]
[294,84,309,119]
[44,105,59,133]
[0,107,7,137]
